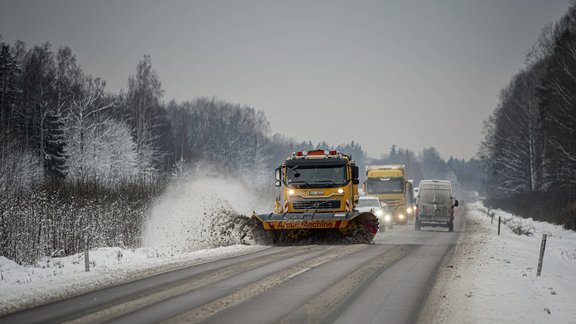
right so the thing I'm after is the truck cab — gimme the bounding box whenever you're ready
[364,165,412,224]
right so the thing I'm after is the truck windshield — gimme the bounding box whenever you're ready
[286,165,347,188]
[419,189,451,204]
[366,177,404,194]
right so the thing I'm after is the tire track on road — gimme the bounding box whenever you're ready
[64,246,317,324]
[161,245,371,323]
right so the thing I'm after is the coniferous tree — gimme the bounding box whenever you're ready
[42,109,67,179]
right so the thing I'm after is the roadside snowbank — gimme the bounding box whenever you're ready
[421,203,576,323]
[0,244,265,315]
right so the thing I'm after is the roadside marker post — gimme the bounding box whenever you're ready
[537,233,548,276]
[498,217,501,235]
[84,246,90,272]
[84,225,90,272]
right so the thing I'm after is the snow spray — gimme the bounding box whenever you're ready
[142,174,271,255]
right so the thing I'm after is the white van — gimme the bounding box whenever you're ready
[415,180,458,232]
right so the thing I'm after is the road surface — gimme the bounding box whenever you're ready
[1,209,464,324]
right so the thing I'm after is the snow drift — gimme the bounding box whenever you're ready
[142,176,270,254]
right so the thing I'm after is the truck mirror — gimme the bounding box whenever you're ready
[352,166,359,179]
[275,180,281,187]
[275,167,281,181]
[454,199,459,207]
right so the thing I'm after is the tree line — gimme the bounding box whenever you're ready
[0,37,387,263]
[0,36,485,263]
[480,4,576,229]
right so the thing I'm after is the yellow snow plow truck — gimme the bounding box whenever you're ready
[364,165,414,224]
[253,149,379,243]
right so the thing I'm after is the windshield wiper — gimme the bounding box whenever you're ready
[315,179,340,186]
[288,180,311,187]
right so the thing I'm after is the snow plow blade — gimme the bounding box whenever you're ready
[252,211,378,244]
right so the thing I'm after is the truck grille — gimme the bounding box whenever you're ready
[291,199,341,210]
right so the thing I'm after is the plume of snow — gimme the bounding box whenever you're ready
[142,175,271,255]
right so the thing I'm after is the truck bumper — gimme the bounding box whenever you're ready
[416,216,453,226]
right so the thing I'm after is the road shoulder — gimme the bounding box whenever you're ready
[417,205,576,323]
[416,207,476,323]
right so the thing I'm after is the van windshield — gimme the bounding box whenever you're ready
[419,189,451,204]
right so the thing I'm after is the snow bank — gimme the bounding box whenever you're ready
[421,203,576,323]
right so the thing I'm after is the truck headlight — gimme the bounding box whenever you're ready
[406,207,413,214]
[288,189,295,195]
[398,214,405,219]
[337,188,344,194]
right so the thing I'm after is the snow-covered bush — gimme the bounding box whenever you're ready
[507,218,536,236]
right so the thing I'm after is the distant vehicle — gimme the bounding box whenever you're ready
[364,165,415,225]
[356,196,393,230]
[415,180,459,232]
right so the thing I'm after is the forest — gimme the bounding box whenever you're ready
[1,34,482,264]
[480,4,576,230]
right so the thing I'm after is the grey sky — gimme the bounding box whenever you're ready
[0,0,570,159]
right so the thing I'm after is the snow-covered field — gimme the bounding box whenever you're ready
[422,203,576,324]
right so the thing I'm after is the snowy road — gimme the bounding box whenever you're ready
[1,211,464,324]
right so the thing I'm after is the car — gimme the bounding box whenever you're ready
[356,196,394,230]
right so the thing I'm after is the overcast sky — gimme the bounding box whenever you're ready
[0,0,571,159]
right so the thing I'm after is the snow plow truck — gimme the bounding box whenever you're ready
[252,149,379,243]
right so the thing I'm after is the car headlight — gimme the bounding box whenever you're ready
[384,215,392,222]
[398,214,405,219]
[375,209,384,217]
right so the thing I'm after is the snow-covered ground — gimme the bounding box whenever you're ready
[421,203,576,324]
